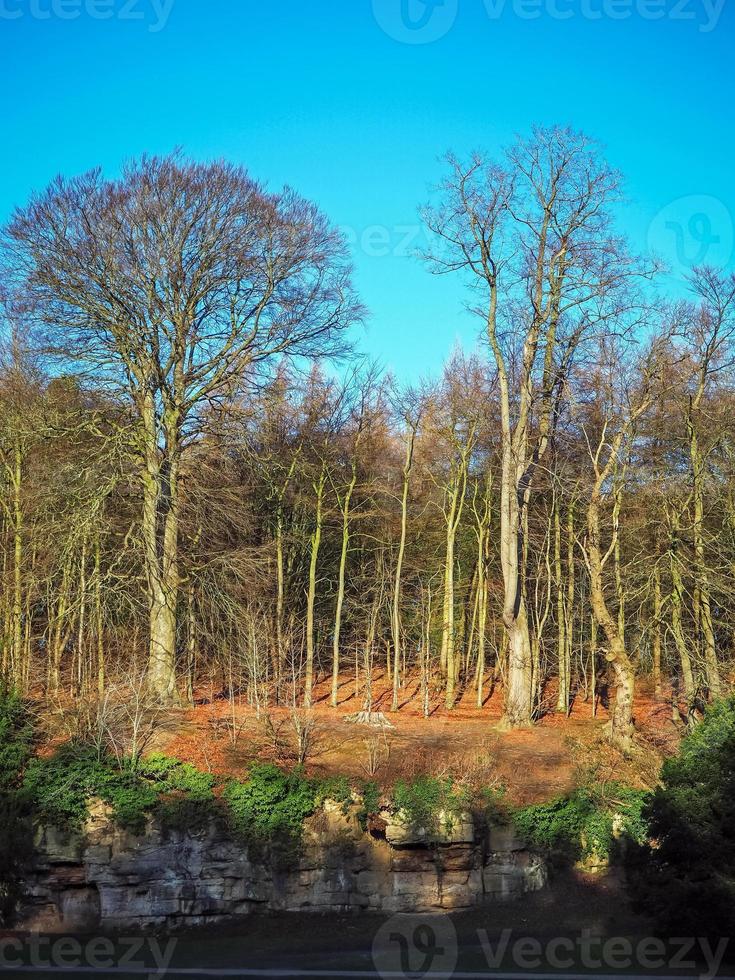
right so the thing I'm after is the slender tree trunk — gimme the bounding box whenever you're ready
[555,501,568,713]
[305,465,326,708]
[651,563,662,698]
[94,534,105,698]
[685,381,720,698]
[476,567,488,708]
[274,453,298,699]
[391,428,415,711]
[564,501,575,714]
[332,461,356,707]
[11,441,23,688]
[442,515,458,708]
[669,518,696,704]
[587,491,635,752]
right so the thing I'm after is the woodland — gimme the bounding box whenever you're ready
[1,126,734,758]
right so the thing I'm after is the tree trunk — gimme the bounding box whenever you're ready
[669,518,696,705]
[142,400,181,705]
[305,465,326,708]
[391,428,415,711]
[587,493,635,753]
[555,502,568,713]
[332,462,356,707]
[651,563,662,698]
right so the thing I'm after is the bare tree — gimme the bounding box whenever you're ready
[579,332,664,751]
[4,154,362,703]
[423,126,636,727]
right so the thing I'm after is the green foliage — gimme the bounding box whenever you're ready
[391,775,468,838]
[0,791,33,924]
[0,689,35,924]
[0,687,34,791]
[23,743,157,833]
[24,747,217,835]
[478,784,510,824]
[222,763,317,858]
[514,783,648,864]
[361,780,380,815]
[628,697,735,936]
[315,774,352,810]
[355,779,381,830]
[136,753,216,799]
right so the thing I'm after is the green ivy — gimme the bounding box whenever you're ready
[0,688,35,924]
[23,744,158,833]
[315,774,352,809]
[0,687,34,792]
[223,763,317,860]
[391,775,468,838]
[514,782,648,864]
[628,697,735,936]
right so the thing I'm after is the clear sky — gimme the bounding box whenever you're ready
[1,0,733,380]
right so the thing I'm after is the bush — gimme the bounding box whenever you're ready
[628,697,735,936]
[136,753,216,799]
[514,783,648,865]
[223,763,317,858]
[0,688,35,924]
[24,746,217,835]
[315,774,352,810]
[23,743,157,833]
[391,775,468,838]
[0,687,34,791]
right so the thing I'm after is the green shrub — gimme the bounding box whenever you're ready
[0,687,34,791]
[514,783,648,864]
[24,746,216,835]
[315,774,352,810]
[0,791,33,924]
[23,743,157,833]
[0,688,35,924]
[136,753,216,799]
[222,763,317,858]
[628,697,735,936]
[479,784,510,824]
[391,775,468,838]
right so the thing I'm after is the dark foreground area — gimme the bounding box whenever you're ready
[2,872,733,980]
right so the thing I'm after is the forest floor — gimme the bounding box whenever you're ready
[158,671,680,804]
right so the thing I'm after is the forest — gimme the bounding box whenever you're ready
[1,126,734,757]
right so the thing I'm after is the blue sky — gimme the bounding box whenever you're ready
[1,0,733,380]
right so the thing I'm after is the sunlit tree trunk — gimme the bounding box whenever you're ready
[587,488,635,753]
[332,457,357,707]
[304,463,326,708]
[391,426,415,711]
[669,514,696,705]
[689,414,720,698]
[141,398,181,704]
[651,562,662,699]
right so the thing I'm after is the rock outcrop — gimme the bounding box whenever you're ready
[22,799,547,931]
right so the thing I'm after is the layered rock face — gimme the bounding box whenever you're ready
[23,801,547,931]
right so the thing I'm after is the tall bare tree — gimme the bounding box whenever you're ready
[4,154,361,702]
[424,127,634,726]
